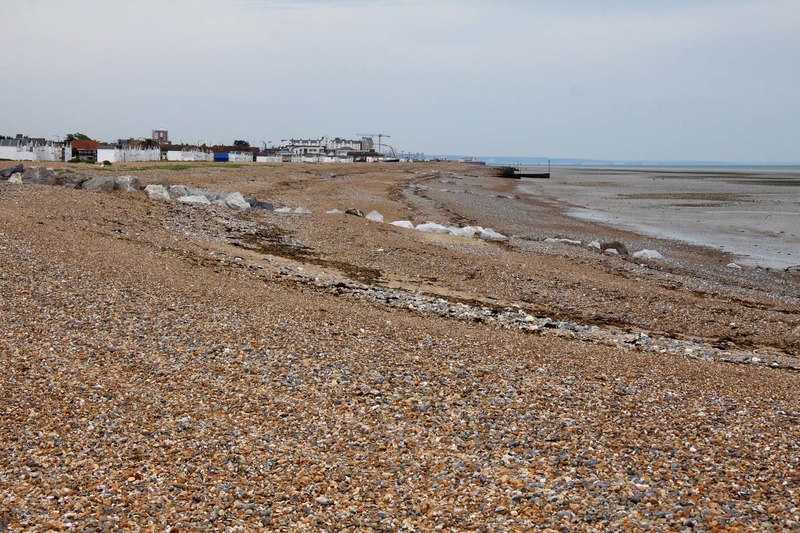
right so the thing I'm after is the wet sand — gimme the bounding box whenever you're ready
[518,167,800,269]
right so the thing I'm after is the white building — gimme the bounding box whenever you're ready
[97,145,161,163]
[279,136,364,157]
[166,148,213,162]
[0,138,64,162]
[227,151,254,163]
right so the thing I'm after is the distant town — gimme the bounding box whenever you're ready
[0,130,432,164]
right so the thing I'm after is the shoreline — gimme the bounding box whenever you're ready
[516,167,800,270]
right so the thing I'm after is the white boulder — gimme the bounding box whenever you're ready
[480,228,508,241]
[274,207,293,213]
[726,262,742,270]
[294,207,312,214]
[415,222,451,234]
[603,248,620,255]
[588,240,601,249]
[145,184,170,201]
[633,249,664,260]
[390,220,415,229]
[326,209,343,214]
[449,226,479,238]
[224,192,251,211]
[366,210,384,222]
[178,195,211,206]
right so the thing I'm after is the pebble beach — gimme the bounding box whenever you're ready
[1,162,799,531]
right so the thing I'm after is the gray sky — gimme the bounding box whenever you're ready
[1,0,798,162]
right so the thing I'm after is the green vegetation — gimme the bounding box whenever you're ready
[65,133,91,142]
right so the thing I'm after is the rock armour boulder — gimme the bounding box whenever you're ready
[113,175,141,192]
[224,192,251,211]
[81,176,115,192]
[22,167,58,185]
[145,184,170,201]
[178,195,211,206]
[0,164,24,179]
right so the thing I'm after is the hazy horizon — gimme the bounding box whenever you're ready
[2,0,798,163]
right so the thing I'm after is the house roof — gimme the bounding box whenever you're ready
[71,140,98,150]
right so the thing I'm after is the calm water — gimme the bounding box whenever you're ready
[517,167,800,269]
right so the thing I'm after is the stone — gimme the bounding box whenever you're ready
[145,184,170,201]
[415,222,451,234]
[168,185,192,198]
[601,241,628,255]
[326,208,342,214]
[603,248,620,255]
[189,187,220,201]
[558,238,582,245]
[0,163,24,179]
[8,172,23,184]
[294,207,312,214]
[785,265,800,273]
[726,262,742,270]
[345,208,364,218]
[479,228,508,241]
[224,192,251,211]
[449,226,479,238]
[113,175,141,192]
[56,169,92,189]
[81,176,115,192]
[390,220,415,229]
[589,240,601,249]
[633,249,664,260]
[366,210,384,222]
[274,207,293,213]
[22,167,58,185]
[178,195,211,206]
[248,198,274,211]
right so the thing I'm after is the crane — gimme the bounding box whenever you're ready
[356,133,390,155]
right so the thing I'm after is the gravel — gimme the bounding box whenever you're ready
[1,165,798,530]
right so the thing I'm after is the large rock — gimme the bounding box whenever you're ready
[601,241,629,255]
[189,187,220,201]
[8,173,23,184]
[145,184,170,201]
[479,228,508,241]
[168,185,192,198]
[22,167,58,185]
[415,222,451,234]
[248,198,273,211]
[293,207,312,214]
[113,175,141,192]
[366,210,384,222]
[178,195,211,206]
[449,226,479,238]
[633,249,664,260]
[56,169,91,189]
[345,208,364,218]
[390,220,415,229]
[224,192,251,211]
[81,176,115,192]
[1,164,24,179]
